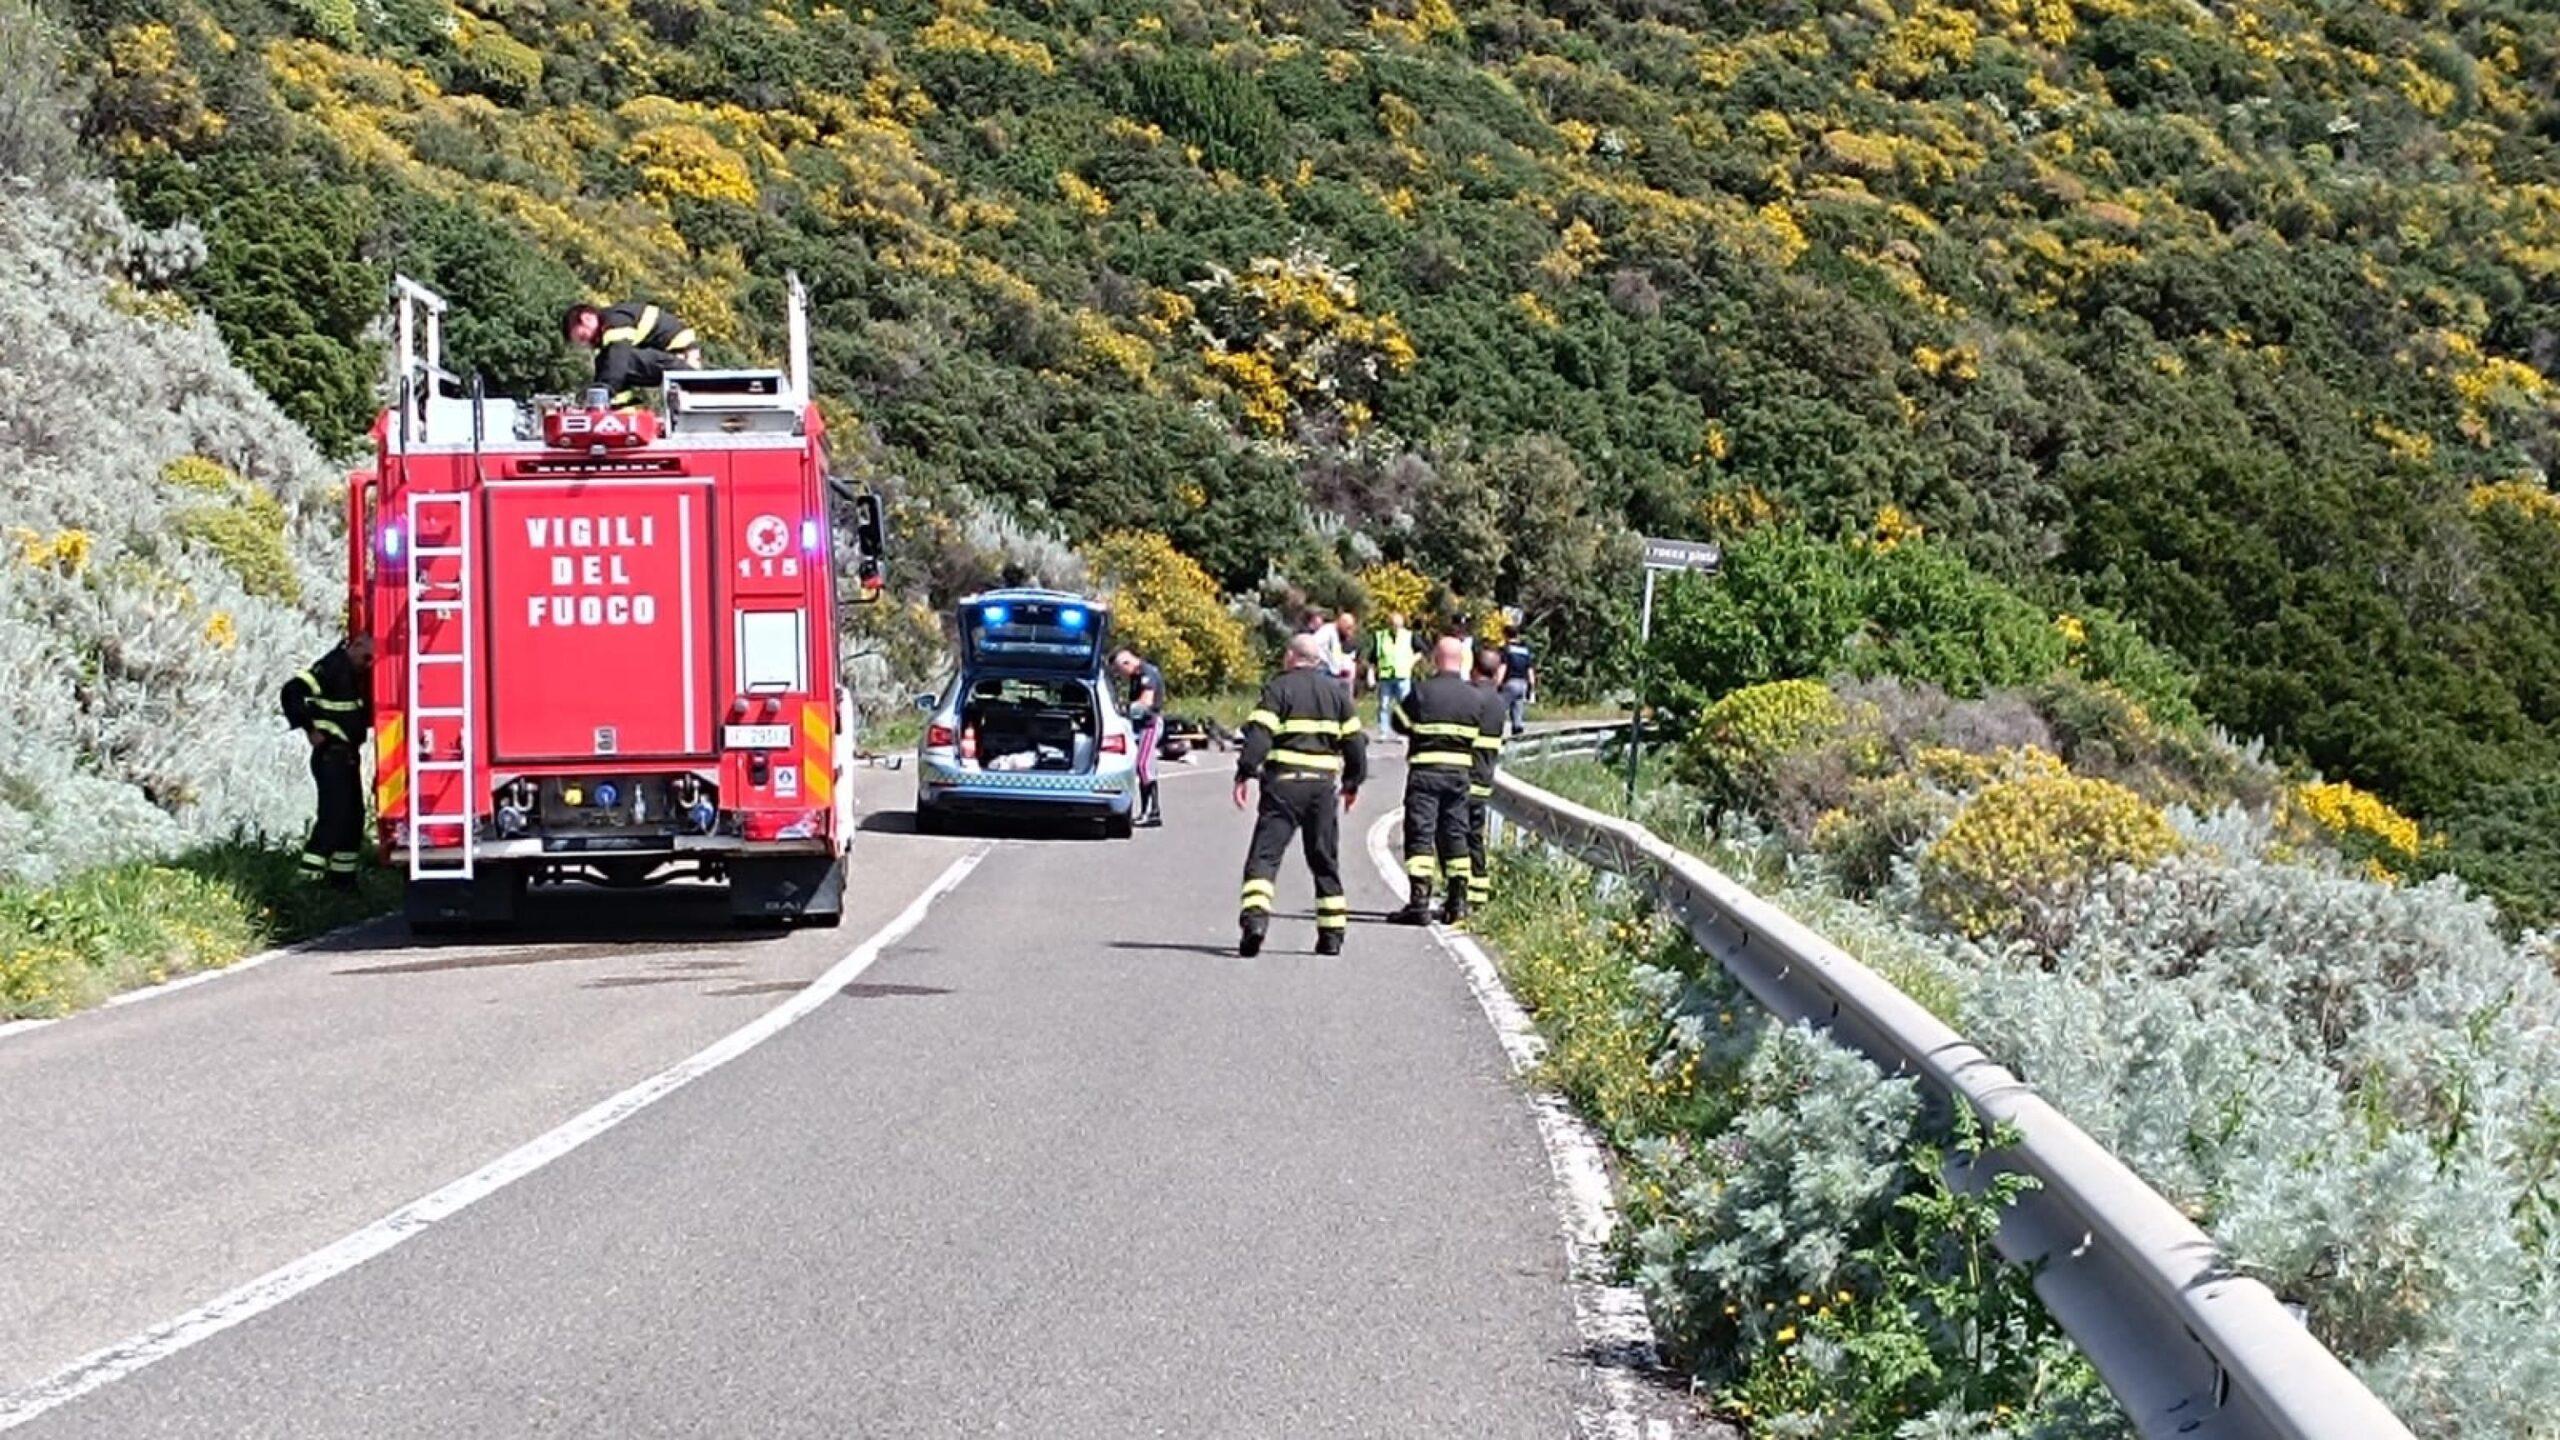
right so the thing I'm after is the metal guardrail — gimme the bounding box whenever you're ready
[1486,736,2414,1440]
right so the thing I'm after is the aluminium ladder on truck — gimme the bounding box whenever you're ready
[404,490,476,881]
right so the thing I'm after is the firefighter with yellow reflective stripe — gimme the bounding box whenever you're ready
[279,634,374,889]
[1464,644,1509,912]
[1231,634,1367,957]
[563,300,702,405]
[1389,637,1502,926]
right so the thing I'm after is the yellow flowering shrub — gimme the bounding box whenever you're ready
[2285,780,2424,877]
[11,526,95,575]
[1921,773,2177,941]
[166,455,301,603]
[1056,170,1111,217]
[916,14,1056,73]
[1079,530,1249,694]
[1678,679,1846,806]
[1071,311,1153,382]
[1357,563,1432,621]
[619,123,760,208]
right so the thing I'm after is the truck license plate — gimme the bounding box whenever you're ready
[724,724,793,749]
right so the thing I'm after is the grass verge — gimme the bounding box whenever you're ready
[1,843,399,1021]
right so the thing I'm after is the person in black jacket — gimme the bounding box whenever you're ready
[280,635,374,888]
[1389,637,1504,926]
[1232,634,1366,956]
[1115,647,1168,827]
[563,301,702,404]
[1463,644,1509,913]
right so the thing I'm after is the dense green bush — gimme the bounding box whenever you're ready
[1646,526,2193,731]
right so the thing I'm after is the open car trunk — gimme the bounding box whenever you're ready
[962,674,1100,774]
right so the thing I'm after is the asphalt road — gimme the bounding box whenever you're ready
[3,752,1592,1437]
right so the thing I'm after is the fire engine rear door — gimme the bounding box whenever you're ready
[484,479,717,763]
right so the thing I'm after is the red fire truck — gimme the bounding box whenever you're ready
[348,277,886,931]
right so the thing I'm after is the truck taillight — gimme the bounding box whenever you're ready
[927,723,955,748]
[1101,733,1127,755]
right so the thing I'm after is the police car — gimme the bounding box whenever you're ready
[912,589,1140,837]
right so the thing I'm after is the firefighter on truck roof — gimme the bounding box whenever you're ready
[280,633,374,889]
[562,300,702,405]
[1231,633,1366,958]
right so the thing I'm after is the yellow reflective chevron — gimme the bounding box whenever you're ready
[1269,751,1342,770]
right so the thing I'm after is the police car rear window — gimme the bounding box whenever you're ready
[967,601,1097,661]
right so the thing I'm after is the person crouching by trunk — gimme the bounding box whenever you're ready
[281,633,374,889]
[1114,647,1168,828]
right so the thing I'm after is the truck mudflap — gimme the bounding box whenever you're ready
[406,866,525,934]
[728,853,846,927]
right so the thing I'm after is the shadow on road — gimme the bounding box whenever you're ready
[321,882,790,966]
[874,807,1126,842]
[1106,940,1245,959]
[857,808,919,835]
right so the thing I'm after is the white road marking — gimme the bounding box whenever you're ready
[0,917,385,1048]
[0,845,990,1432]
[1366,812,1666,1440]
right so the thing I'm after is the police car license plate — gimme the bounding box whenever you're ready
[723,724,792,749]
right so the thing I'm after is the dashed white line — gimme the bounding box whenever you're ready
[0,844,990,1432]
[1366,811,1666,1440]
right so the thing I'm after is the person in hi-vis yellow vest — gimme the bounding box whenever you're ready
[1365,612,1418,742]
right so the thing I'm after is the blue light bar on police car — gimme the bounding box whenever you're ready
[1059,608,1086,629]
[983,605,1011,625]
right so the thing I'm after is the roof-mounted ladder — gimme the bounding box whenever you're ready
[405,489,477,881]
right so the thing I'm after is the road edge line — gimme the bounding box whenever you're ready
[0,844,991,1432]
[0,915,394,1046]
[1364,812,1663,1440]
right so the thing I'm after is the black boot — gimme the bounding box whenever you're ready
[1438,891,1469,927]
[1387,879,1436,925]
[1238,912,1267,957]
[1137,781,1162,827]
[1315,928,1345,956]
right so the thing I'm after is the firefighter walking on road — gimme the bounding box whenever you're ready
[1232,634,1366,957]
[1464,645,1509,914]
[1389,637,1503,926]
[281,634,374,888]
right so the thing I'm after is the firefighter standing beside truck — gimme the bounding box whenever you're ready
[1388,637,1501,926]
[562,301,702,404]
[280,634,374,889]
[1231,634,1365,957]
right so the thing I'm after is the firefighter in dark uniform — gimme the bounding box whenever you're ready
[281,634,375,888]
[1464,645,1509,913]
[1389,637,1502,926]
[562,301,702,404]
[1232,633,1366,956]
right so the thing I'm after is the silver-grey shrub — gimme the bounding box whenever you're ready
[1940,837,2560,1436]
[1,178,344,885]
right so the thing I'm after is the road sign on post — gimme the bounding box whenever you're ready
[1629,536,1721,810]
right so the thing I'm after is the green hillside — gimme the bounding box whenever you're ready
[58,0,2560,911]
